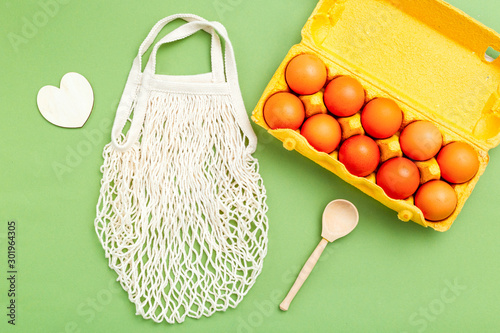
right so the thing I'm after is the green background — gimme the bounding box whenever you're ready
[1,0,500,332]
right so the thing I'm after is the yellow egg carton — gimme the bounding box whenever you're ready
[252,0,500,231]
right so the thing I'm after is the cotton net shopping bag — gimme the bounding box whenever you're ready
[95,14,268,323]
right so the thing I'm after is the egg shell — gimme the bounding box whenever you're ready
[286,54,327,95]
[437,142,480,184]
[415,180,458,221]
[400,121,443,161]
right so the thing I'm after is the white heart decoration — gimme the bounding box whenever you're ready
[37,72,94,128]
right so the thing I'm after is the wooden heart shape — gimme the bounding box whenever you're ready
[37,72,94,128]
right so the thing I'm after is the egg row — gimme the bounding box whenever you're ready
[263,53,480,222]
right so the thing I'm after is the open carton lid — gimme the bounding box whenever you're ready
[301,0,500,151]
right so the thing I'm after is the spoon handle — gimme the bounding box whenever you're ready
[280,238,328,311]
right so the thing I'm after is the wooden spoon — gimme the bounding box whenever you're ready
[279,199,359,311]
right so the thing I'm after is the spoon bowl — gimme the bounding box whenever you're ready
[321,199,359,242]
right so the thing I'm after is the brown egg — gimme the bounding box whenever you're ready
[437,142,479,184]
[400,121,443,161]
[415,180,457,221]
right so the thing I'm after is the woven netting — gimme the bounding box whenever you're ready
[95,91,268,323]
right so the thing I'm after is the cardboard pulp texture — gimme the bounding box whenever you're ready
[252,0,500,231]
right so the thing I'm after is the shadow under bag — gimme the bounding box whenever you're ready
[95,14,268,323]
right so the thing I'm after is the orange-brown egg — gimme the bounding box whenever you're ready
[361,98,403,139]
[263,92,305,130]
[399,121,443,161]
[285,54,327,95]
[415,180,457,221]
[376,157,420,200]
[324,76,365,117]
[437,142,479,184]
[301,114,342,153]
[339,135,380,177]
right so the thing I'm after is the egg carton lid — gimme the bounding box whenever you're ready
[301,0,500,151]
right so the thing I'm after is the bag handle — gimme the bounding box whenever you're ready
[139,21,257,153]
[136,14,224,82]
[111,15,224,150]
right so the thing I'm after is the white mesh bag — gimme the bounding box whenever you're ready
[95,14,268,323]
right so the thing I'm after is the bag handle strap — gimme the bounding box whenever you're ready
[143,21,257,153]
[111,15,224,150]
[136,14,224,82]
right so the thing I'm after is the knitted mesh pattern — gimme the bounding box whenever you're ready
[95,91,268,323]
